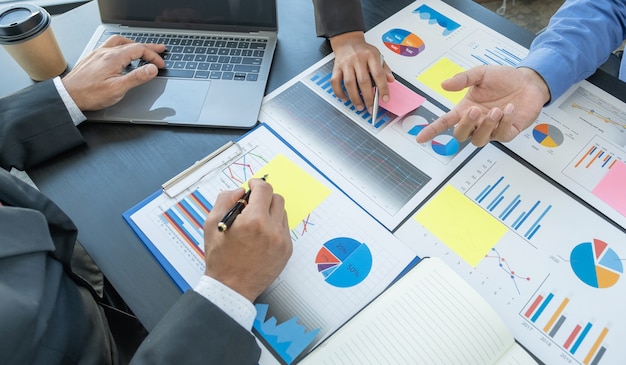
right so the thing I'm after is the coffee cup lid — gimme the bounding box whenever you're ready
[0,3,50,44]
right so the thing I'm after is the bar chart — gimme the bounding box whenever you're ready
[159,189,212,257]
[471,174,552,241]
[306,60,396,131]
[452,28,526,68]
[563,137,625,192]
[523,289,610,365]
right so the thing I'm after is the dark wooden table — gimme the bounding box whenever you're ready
[3,0,623,330]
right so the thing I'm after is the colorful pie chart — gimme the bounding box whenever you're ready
[570,239,622,288]
[432,134,460,156]
[532,123,564,148]
[382,28,425,57]
[315,237,372,288]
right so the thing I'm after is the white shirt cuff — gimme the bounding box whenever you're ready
[53,76,86,125]
[193,275,257,331]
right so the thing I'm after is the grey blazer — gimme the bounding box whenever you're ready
[312,0,366,38]
[0,80,260,364]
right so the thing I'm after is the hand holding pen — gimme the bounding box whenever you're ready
[203,175,292,302]
[326,33,394,114]
[218,174,268,232]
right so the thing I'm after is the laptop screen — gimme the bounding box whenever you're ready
[99,0,278,31]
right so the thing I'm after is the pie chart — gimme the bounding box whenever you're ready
[432,134,460,156]
[570,239,622,288]
[402,114,429,136]
[382,28,425,57]
[315,237,372,288]
[532,123,564,148]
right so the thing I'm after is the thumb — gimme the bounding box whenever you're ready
[441,66,486,92]
[120,63,159,90]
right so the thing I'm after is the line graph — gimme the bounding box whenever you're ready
[571,103,626,130]
[484,247,531,294]
[559,86,626,148]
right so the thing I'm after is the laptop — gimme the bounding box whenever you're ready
[78,0,278,128]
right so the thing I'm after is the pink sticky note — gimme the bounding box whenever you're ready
[378,81,426,118]
[592,161,626,216]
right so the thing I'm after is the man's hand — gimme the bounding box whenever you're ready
[329,31,395,113]
[416,65,551,147]
[61,35,166,111]
[203,178,292,302]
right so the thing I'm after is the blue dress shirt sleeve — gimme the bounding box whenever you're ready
[517,0,626,103]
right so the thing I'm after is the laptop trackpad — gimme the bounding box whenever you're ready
[104,79,209,123]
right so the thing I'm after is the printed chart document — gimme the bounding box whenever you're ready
[123,123,416,364]
[395,144,625,365]
[364,0,528,109]
[504,80,626,229]
[259,0,533,230]
[259,54,476,230]
[300,257,537,365]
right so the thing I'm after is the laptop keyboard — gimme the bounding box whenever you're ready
[97,31,267,81]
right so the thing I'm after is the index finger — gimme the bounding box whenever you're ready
[370,59,389,103]
[246,178,274,213]
[415,110,461,143]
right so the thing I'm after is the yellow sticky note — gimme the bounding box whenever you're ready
[417,57,467,105]
[414,184,507,267]
[244,154,331,230]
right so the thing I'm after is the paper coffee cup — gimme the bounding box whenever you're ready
[0,3,67,81]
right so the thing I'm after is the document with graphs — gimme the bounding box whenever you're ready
[123,124,417,364]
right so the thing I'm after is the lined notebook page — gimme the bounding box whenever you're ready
[300,258,530,365]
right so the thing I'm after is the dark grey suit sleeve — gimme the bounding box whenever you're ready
[131,290,261,364]
[312,0,366,38]
[0,79,84,171]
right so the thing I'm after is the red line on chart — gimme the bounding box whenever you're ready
[226,162,255,185]
[485,248,530,294]
[290,214,315,241]
[301,214,313,235]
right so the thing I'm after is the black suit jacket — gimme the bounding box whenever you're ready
[0,80,260,364]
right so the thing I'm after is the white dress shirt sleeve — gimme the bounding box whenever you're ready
[52,76,86,125]
[193,275,257,331]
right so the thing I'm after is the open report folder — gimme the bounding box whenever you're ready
[123,123,417,364]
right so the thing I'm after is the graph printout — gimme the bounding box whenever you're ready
[260,54,475,230]
[364,0,528,109]
[395,144,626,365]
[125,124,415,365]
[505,81,626,229]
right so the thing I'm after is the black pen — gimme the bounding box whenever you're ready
[217,174,268,232]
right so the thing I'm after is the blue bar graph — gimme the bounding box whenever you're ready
[308,62,395,129]
[472,46,523,66]
[160,189,213,253]
[571,322,593,354]
[474,175,552,240]
[531,292,554,322]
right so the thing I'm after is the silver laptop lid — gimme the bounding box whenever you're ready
[98,0,278,33]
